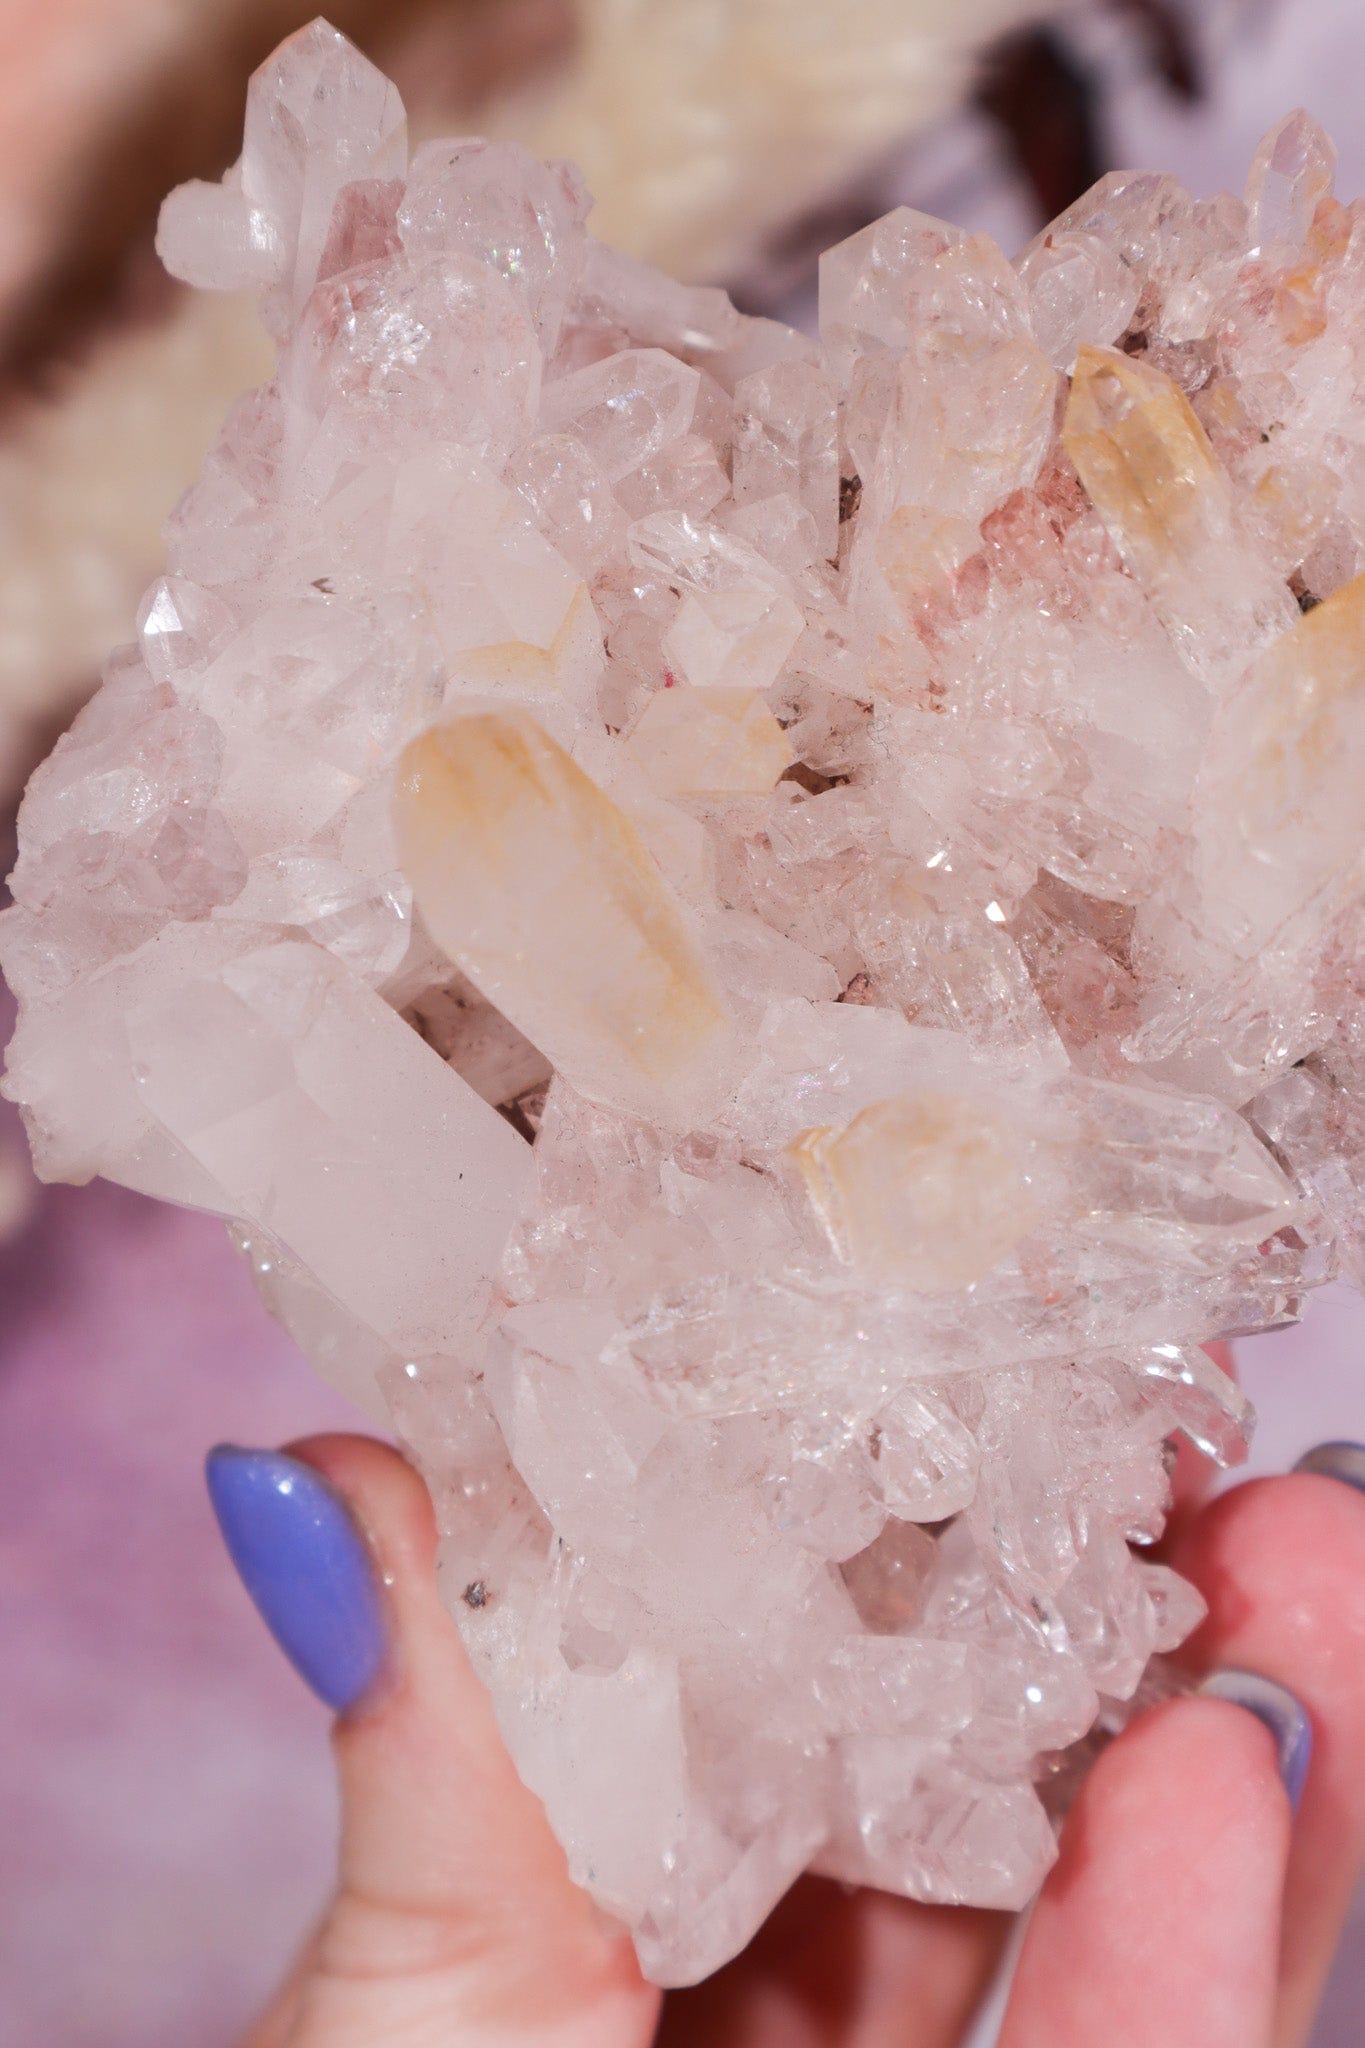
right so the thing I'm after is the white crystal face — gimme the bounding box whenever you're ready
[3,21,1363,1986]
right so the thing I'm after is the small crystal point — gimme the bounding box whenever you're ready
[395,711,733,1122]
[1245,109,1336,259]
[242,18,408,323]
[1064,344,1224,531]
[818,206,962,389]
[156,179,281,294]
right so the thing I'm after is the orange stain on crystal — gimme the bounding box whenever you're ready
[1237,570,1365,819]
[790,1092,1037,1291]
[1273,262,1327,346]
[452,584,596,695]
[1062,343,1226,571]
[396,710,729,1093]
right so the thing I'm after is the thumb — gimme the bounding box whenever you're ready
[206,1434,660,2048]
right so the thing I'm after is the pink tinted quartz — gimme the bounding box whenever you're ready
[3,23,1363,1985]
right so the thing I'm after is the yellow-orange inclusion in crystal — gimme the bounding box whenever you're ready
[1208,571,1365,851]
[1177,571,1365,963]
[1062,343,1297,682]
[1063,344,1227,579]
[789,1093,1037,1291]
[395,710,731,1118]
[449,583,600,697]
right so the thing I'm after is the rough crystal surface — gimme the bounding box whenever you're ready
[3,28,1364,1985]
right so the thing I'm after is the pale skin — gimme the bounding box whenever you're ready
[245,1415,1365,2048]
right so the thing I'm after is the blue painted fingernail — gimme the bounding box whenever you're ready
[206,1446,386,1713]
[1200,1669,1313,1812]
[1293,1441,1365,1494]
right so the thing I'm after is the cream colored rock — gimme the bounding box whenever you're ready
[1195,571,1365,949]
[395,709,733,1123]
[1063,344,1298,684]
[524,0,1049,283]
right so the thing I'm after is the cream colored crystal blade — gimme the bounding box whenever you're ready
[396,710,732,1122]
[1063,344,1297,683]
[1194,569,1365,949]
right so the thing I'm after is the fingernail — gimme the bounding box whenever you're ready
[1199,1669,1313,1812]
[1293,1441,1365,1494]
[206,1445,386,1712]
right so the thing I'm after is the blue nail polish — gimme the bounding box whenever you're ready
[206,1446,385,1712]
[1199,1669,1313,1812]
[1293,1441,1365,1494]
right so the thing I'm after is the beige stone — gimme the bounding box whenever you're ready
[790,1093,1037,1290]
[396,709,732,1121]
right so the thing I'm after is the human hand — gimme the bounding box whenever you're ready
[206,1431,1365,2048]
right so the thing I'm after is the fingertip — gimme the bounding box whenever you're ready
[204,1441,387,1715]
[1170,1465,1365,2047]
[277,1436,578,1970]
[1292,1441,1365,1491]
[1199,1671,1312,1813]
[1085,1693,1293,1859]
[1175,1469,1365,1655]
[228,1431,658,2042]
[1003,1694,1290,2048]
[284,1431,439,1582]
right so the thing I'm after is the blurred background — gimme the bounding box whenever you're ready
[1,1,1363,2041]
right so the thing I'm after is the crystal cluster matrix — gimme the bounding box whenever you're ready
[5,22,1364,1984]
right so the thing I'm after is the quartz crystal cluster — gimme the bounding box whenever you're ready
[4,21,1364,1985]
[0,0,1050,826]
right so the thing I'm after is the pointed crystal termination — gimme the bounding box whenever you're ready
[157,20,406,320]
[1136,1343,1256,1468]
[395,711,733,1123]
[1127,570,1365,1083]
[1063,345,1298,685]
[1245,109,1336,261]
[128,938,535,1407]
[1194,570,1365,952]
[790,1094,1038,1291]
